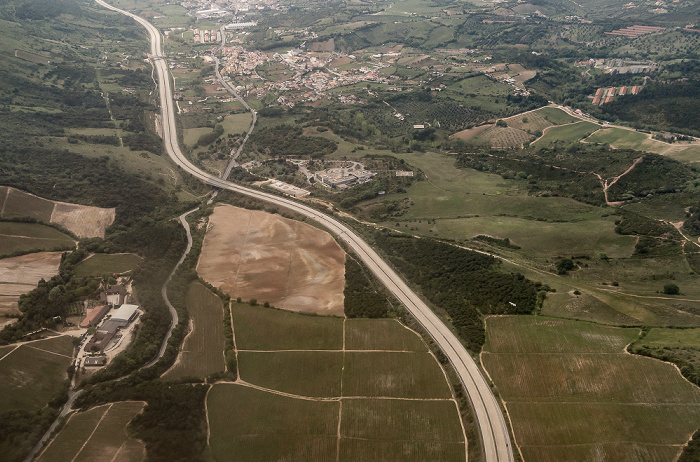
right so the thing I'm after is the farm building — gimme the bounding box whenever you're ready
[605,95,614,104]
[631,85,641,95]
[80,305,110,328]
[101,285,127,306]
[110,304,139,323]
[85,331,114,352]
[595,88,604,97]
[607,87,616,96]
[84,356,106,367]
[592,96,602,105]
[619,86,628,96]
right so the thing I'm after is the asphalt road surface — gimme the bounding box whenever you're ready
[95,2,515,460]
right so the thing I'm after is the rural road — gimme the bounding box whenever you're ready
[95,2,515,461]
[143,207,198,369]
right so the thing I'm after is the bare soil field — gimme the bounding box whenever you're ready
[51,202,116,238]
[0,252,62,315]
[507,63,537,84]
[0,187,115,238]
[197,205,345,316]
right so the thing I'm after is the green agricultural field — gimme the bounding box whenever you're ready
[232,303,343,351]
[640,328,700,348]
[166,282,226,379]
[221,113,253,136]
[1,188,54,221]
[73,253,142,277]
[472,126,532,148]
[343,352,452,398]
[208,385,339,462]
[484,316,639,353]
[0,335,74,412]
[535,121,600,144]
[538,107,578,125]
[0,222,75,255]
[237,351,343,397]
[183,127,212,148]
[37,401,145,462]
[585,126,652,149]
[344,318,427,351]
[482,316,700,461]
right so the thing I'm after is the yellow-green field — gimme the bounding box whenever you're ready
[482,316,700,461]
[534,121,601,144]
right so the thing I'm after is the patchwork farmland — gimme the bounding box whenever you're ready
[482,316,700,461]
[36,401,145,462]
[73,253,142,278]
[0,221,75,257]
[0,335,74,412]
[209,304,465,462]
[0,186,115,238]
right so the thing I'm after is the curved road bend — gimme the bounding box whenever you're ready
[143,207,198,369]
[94,2,514,461]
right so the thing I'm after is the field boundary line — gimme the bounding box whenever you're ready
[25,345,74,359]
[70,403,113,462]
[340,435,466,444]
[502,400,700,406]
[229,301,240,379]
[480,336,524,462]
[237,349,424,353]
[0,345,20,362]
[228,380,340,402]
[108,440,129,462]
[520,441,689,448]
[205,384,213,446]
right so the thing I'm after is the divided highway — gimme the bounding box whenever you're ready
[95,2,515,460]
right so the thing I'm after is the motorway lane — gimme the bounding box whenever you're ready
[95,2,514,460]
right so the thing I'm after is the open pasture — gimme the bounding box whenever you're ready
[535,121,600,144]
[0,335,73,411]
[73,253,142,277]
[165,282,226,379]
[342,352,452,398]
[222,112,253,136]
[37,401,145,462]
[641,327,700,348]
[232,303,343,351]
[197,205,345,316]
[0,252,63,315]
[208,384,339,462]
[238,351,343,397]
[344,318,427,351]
[482,316,700,461]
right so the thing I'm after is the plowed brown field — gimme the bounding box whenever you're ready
[197,205,345,316]
[0,252,62,315]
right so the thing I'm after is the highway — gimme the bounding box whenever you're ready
[95,2,515,460]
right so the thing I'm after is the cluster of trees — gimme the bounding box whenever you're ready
[600,80,700,136]
[344,257,393,318]
[373,231,539,352]
[76,378,209,462]
[248,125,337,158]
[0,144,174,227]
[614,211,674,237]
[67,134,120,146]
[606,154,695,202]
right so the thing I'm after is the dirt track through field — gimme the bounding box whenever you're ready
[197,205,345,316]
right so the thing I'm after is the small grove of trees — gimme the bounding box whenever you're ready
[344,257,393,318]
[663,283,680,295]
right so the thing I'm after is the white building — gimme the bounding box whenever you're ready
[110,304,140,323]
